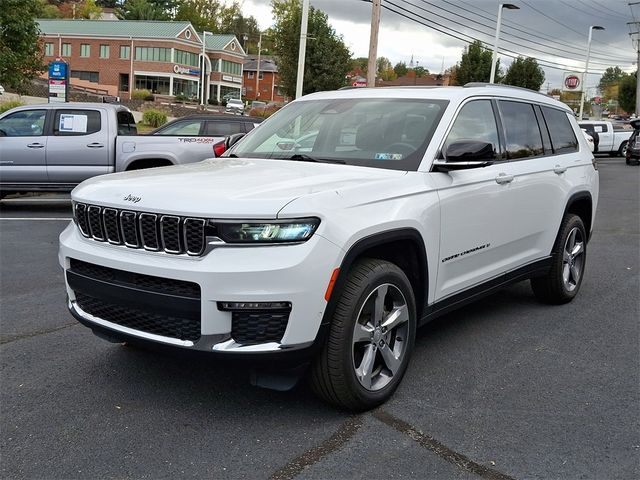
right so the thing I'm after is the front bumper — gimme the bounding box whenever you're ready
[59,222,342,356]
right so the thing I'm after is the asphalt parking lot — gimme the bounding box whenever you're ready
[1,158,638,480]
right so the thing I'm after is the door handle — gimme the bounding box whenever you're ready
[27,143,45,149]
[553,165,567,175]
[87,143,104,148]
[495,173,514,184]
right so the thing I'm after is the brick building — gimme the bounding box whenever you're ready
[37,19,245,102]
[242,56,288,103]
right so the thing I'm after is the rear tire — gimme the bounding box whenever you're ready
[310,258,417,411]
[618,141,628,157]
[531,214,587,304]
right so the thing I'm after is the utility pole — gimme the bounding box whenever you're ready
[295,0,310,99]
[367,0,381,87]
[628,15,640,115]
[256,32,262,101]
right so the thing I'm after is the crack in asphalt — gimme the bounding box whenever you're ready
[0,322,78,345]
[269,415,363,480]
[372,409,517,480]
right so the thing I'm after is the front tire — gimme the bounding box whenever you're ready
[531,214,587,304]
[311,258,417,411]
[618,141,628,157]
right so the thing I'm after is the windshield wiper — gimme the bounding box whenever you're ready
[286,154,346,164]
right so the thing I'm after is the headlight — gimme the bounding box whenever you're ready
[216,218,320,243]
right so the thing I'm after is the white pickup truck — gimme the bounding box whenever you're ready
[578,120,632,156]
[0,103,260,198]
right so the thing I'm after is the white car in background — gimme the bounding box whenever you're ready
[225,98,245,115]
[0,85,5,95]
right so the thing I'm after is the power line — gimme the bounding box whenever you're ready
[573,0,629,20]
[379,0,610,73]
[443,0,634,62]
[413,0,633,66]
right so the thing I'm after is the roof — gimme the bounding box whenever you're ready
[37,19,194,39]
[243,57,278,73]
[302,85,573,113]
[205,34,236,51]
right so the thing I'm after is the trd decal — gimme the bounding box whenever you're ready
[441,243,491,263]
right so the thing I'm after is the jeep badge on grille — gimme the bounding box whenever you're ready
[123,194,141,203]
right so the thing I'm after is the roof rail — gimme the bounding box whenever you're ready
[463,82,547,96]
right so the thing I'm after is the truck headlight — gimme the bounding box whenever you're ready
[217,218,320,243]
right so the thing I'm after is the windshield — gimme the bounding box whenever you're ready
[227,98,448,171]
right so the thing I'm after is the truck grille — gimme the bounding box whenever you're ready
[74,203,206,256]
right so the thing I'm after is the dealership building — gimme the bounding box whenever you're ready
[37,19,246,102]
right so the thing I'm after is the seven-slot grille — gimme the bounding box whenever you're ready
[74,203,206,255]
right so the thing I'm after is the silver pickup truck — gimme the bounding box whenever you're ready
[0,103,260,198]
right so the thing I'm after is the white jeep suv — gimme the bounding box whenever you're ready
[59,84,599,410]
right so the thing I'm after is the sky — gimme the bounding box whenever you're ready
[237,0,638,93]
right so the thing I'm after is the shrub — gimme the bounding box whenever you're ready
[208,98,219,106]
[131,89,152,100]
[142,108,167,128]
[249,105,281,118]
[174,94,189,102]
[0,100,25,114]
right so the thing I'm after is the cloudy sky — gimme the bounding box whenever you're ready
[238,0,638,92]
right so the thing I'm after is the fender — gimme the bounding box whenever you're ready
[319,228,429,329]
[560,191,593,243]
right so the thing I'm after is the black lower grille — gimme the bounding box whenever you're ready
[231,311,289,344]
[69,259,200,298]
[76,292,201,342]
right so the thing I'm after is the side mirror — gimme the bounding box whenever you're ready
[226,132,245,149]
[433,140,496,171]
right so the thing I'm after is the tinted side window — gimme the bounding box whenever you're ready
[594,123,608,133]
[204,121,244,136]
[155,120,202,135]
[498,101,543,159]
[0,110,46,136]
[53,110,101,136]
[443,100,500,156]
[117,111,137,135]
[542,107,578,154]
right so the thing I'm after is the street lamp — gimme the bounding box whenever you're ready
[490,3,519,84]
[578,25,605,120]
[200,31,212,106]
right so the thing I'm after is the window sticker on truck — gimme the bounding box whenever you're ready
[60,114,88,133]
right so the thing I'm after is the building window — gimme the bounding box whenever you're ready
[135,47,171,63]
[259,72,264,80]
[99,45,109,59]
[172,78,199,98]
[175,49,199,67]
[134,75,170,95]
[247,71,254,79]
[80,44,90,57]
[61,43,71,57]
[44,43,54,56]
[120,45,130,59]
[70,70,100,83]
[210,58,220,71]
[221,60,241,76]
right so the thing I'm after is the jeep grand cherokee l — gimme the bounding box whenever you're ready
[59,84,598,410]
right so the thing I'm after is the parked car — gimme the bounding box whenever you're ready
[60,84,599,410]
[0,105,261,198]
[625,118,640,165]
[225,98,245,115]
[0,85,5,95]
[578,120,632,156]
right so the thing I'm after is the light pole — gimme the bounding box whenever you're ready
[490,3,519,84]
[578,25,605,120]
[200,31,211,106]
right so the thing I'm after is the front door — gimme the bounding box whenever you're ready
[0,109,48,183]
[46,108,110,184]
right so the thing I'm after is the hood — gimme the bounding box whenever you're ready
[72,158,407,218]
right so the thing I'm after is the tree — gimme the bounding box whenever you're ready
[118,0,168,20]
[376,56,392,76]
[413,66,428,77]
[453,40,498,85]
[271,0,351,97]
[379,68,396,81]
[349,57,368,76]
[598,66,627,92]
[619,73,636,113]
[77,0,102,19]
[503,56,545,91]
[0,0,46,93]
[37,0,62,17]
[394,61,407,77]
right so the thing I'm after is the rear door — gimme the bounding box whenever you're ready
[0,108,49,183]
[153,119,215,161]
[46,108,110,184]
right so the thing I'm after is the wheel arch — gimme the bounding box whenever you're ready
[124,157,175,171]
[322,228,429,326]
[562,191,593,243]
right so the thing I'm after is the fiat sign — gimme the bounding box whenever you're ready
[563,72,582,92]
